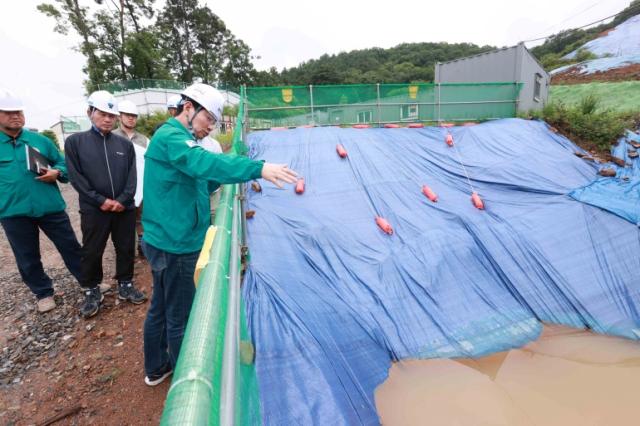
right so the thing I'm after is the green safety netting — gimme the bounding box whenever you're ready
[246,82,521,128]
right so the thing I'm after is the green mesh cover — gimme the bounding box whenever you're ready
[246,82,521,128]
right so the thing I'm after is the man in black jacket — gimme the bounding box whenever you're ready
[65,90,147,318]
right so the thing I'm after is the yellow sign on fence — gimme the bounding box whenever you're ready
[282,88,293,103]
[409,85,419,99]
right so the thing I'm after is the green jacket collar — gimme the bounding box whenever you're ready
[0,129,23,144]
[166,117,192,138]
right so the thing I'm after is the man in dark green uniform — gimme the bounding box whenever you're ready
[0,88,82,313]
[141,83,297,385]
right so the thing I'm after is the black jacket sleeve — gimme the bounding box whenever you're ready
[115,140,137,206]
[64,136,107,207]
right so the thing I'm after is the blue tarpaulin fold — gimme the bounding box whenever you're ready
[570,129,640,224]
[242,118,640,425]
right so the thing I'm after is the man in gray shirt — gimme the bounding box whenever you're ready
[113,100,149,148]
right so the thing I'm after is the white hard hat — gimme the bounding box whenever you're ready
[181,83,224,122]
[167,94,182,109]
[0,88,25,111]
[87,90,118,115]
[118,100,138,115]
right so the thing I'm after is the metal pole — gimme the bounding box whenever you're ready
[240,87,249,254]
[220,187,241,426]
[376,83,381,127]
[432,84,436,123]
[309,85,315,126]
[437,83,441,123]
[242,84,248,134]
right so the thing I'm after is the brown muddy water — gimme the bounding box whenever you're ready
[375,325,640,426]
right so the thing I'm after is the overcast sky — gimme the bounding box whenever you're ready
[0,0,631,130]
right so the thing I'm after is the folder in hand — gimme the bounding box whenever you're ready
[25,145,51,175]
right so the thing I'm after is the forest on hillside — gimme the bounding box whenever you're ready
[252,42,494,86]
[41,0,638,90]
[254,0,639,86]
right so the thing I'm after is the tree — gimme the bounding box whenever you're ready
[156,0,198,82]
[219,38,255,88]
[191,6,227,84]
[40,129,60,150]
[39,0,160,91]
[125,30,171,80]
[93,8,126,81]
[156,0,256,86]
[92,0,158,82]
[253,67,283,86]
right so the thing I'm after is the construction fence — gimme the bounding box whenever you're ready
[246,82,522,129]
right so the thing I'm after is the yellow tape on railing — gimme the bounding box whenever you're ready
[194,225,217,287]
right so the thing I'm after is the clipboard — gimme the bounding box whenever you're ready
[25,145,51,175]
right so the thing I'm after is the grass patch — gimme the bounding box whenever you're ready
[549,82,640,113]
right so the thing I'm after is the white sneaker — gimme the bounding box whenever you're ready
[98,283,112,294]
[144,366,173,386]
[37,296,56,313]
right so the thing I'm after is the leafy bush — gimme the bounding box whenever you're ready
[136,110,171,138]
[574,48,597,63]
[523,95,636,153]
[223,104,238,117]
[214,131,233,152]
[540,53,572,71]
[563,109,630,150]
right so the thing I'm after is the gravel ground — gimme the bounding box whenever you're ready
[0,268,81,387]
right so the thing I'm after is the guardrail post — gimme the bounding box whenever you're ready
[309,85,315,126]
[437,83,441,123]
[376,83,381,127]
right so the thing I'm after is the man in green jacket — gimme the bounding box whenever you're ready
[0,89,82,313]
[141,83,297,385]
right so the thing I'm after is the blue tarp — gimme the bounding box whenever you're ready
[564,14,640,59]
[570,129,640,224]
[550,54,640,76]
[242,118,640,425]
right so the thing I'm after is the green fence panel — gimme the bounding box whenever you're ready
[246,82,522,128]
